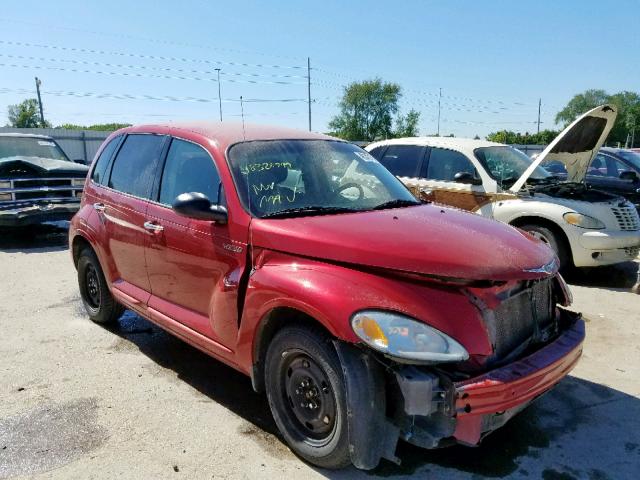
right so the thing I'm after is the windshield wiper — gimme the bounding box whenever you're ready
[260,206,359,219]
[372,199,421,210]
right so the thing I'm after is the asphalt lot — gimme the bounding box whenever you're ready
[0,223,639,480]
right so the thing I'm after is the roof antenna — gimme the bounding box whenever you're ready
[240,95,246,140]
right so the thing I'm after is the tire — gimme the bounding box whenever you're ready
[264,326,351,469]
[77,248,124,324]
[520,223,571,271]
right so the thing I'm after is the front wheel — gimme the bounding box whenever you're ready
[519,223,571,271]
[264,326,351,469]
[77,248,124,324]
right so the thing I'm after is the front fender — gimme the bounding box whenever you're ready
[234,251,491,376]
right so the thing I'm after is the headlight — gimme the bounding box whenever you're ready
[0,180,11,189]
[351,310,469,363]
[71,178,86,187]
[563,212,605,229]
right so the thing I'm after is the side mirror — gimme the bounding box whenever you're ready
[454,171,482,185]
[172,192,228,224]
[619,170,639,182]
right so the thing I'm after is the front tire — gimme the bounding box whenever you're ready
[520,223,571,271]
[77,248,124,324]
[264,326,351,469]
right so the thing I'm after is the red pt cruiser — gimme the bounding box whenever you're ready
[69,123,584,469]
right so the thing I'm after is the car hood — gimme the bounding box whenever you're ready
[0,156,89,177]
[510,104,617,192]
[250,205,557,283]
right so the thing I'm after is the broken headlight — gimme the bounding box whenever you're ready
[351,310,469,363]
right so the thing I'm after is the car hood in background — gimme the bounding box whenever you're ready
[0,156,89,177]
[510,104,618,192]
[251,205,557,283]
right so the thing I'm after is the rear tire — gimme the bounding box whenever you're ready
[264,325,351,469]
[77,248,124,324]
[520,223,571,271]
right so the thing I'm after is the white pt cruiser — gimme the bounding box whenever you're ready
[365,105,640,269]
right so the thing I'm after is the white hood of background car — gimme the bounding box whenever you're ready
[509,104,618,192]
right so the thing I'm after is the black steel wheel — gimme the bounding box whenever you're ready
[77,247,124,324]
[265,326,350,469]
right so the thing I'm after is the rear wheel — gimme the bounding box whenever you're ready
[264,326,350,469]
[520,223,571,270]
[77,248,124,324]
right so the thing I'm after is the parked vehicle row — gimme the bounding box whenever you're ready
[366,105,640,270]
[70,122,585,470]
[0,133,89,227]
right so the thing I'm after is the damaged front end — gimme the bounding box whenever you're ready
[336,274,585,469]
[0,157,88,227]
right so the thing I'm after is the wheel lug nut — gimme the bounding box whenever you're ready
[302,361,310,368]
[323,415,330,424]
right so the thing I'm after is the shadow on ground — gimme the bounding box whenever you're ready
[106,312,640,480]
[0,222,69,253]
[565,260,639,290]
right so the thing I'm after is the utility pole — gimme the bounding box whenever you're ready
[240,96,246,137]
[307,57,312,131]
[215,68,222,121]
[34,77,45,126]
[537,98,541,134]
[437,88,442,136]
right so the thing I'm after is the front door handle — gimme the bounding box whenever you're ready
[93,202,106,212]
[143,221,164,233]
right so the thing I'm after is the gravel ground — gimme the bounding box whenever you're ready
[0,223,638,480]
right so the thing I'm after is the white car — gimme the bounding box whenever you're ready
[365,105,640,269]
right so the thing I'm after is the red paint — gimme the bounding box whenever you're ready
[70,122,582,444]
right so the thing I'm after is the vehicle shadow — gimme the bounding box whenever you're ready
[0,222,69,253]
[565,260,639,290]
[106,312,640,480]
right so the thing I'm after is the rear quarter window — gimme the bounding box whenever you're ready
[108,134,165,199]
[91,136,121,185]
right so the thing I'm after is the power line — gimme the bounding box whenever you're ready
[0,61,306,86]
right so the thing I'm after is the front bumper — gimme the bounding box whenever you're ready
[451,317,585,445]
[0,201,80,227]
[570,229,640,266]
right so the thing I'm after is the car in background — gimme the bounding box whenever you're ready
[366,105,640,269]
[70,122,584,470]
[543,147,640,211]
[0,133,89,227]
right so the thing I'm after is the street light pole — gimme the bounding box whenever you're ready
[215,68,222,121]
[307,57,312,131]
[537,98,541,134]
[437,88,442,136]
[34,77,45,126]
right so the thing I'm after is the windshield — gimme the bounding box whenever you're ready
[0,137,69,162]
[227,140,420,218]
[474,146,551,188]
[616,150,640,171]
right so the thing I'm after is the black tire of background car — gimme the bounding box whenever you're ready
[77,248,124,324]
[264,325,351,469]
[520,224,571,272]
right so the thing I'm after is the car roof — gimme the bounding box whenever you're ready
[118,122,339,150]
[0,133,54,140]
[367,136,505,150]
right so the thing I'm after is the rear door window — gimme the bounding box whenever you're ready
[91,136,121,185]
[108,134,166,199]
[424,148,476,181]
[159,139,221,206]
[379,145,424,177]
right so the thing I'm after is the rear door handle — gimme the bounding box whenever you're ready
[93,202,106,212]
[143,221,164,233]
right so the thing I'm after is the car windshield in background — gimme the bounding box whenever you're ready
[616,150,640,170]
[0,137,69,162]
[227,140,420,218]
[475,146,552,187]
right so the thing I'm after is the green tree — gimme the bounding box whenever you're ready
[56,123,132,131]
[486,129,560,145]
[7,98,50,128]
[328,79,420,141]
[555,89,609,126]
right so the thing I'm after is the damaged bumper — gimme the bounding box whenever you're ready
[0,201,81,227]
[451,316,584,445]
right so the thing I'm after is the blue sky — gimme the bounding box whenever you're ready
[0,0,636,137]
